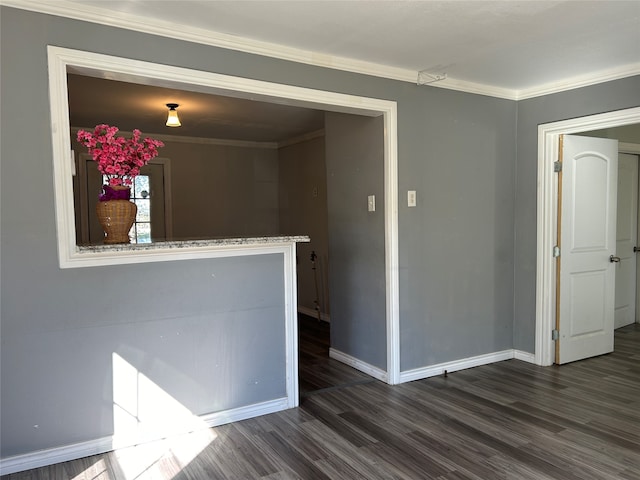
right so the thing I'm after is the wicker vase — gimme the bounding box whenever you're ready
[96,187,137,244]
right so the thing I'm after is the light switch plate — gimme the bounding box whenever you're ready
[408,190,416,207]
[368,195,375,212]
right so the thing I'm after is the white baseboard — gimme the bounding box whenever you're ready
[199,396,289,427]
[298,306,330,322]
[0,436,115,478]
[0,397,288,476]
[513,349,536,363]
[327,347,537,386]
[329,348,388,382]
[399,349,516,383]
[1,346,539,475]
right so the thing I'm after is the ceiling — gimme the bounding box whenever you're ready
[67,75,326,143]
[31,0,639,141]
[58,0,640,93]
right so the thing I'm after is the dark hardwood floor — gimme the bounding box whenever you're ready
[3,321,639,479]
[298,314,373,396]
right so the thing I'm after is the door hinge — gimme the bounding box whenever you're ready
[554,161,562,173]
[553,245,561,258]
[552,329,559,341]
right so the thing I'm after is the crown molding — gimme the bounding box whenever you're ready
[70,126,278,149]
[426,77,517,100]
[278,129,325,149]
[516,62,640,100]
[3,0,638,101]
[0,0,514,99]
[1,0,416,83]
[72,127,328,150]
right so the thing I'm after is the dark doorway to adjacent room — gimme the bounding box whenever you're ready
[297,314,374,398]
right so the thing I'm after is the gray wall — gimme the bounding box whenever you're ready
[77,131,328,314]
[0,8,289,459]
[73,138,280,240]
[397,86,517,369]
[583,124,640,143]
[154,140,280,239]
[0,254,286,457]
[513,77,640,352]
[3,5,637,461]
[278,136,330,316]
[325,113,387,369]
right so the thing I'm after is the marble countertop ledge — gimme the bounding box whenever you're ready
[78,235,310,253]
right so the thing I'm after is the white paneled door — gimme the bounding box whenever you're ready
[556,135,619,364]
[615,153,639,328]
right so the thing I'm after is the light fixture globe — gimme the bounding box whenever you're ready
[165,103,181,127]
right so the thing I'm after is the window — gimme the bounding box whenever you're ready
[118,174,151,244]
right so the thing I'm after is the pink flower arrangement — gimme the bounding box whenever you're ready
[77,124,164,187]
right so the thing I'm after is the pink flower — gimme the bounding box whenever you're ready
[77,125,164,188]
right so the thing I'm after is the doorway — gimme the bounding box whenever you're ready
[292,112,387,396]
[579,132,640,330]
[297,313,374,397]
[48,46,401,401]
[614,152,639,328]
[535,107,640,366]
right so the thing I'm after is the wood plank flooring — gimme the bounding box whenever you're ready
[3,321,639,479]
[298,315,374,396]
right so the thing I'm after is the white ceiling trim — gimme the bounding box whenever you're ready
[3,0,638,101]
[70,127,279,150]
[73,127,326,151]
[278,129,325,149]
[429,77,516,101]
[0,0,420,85]
[517,62,640,100]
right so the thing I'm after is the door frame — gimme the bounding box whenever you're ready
[535,106,640,366]
[621,147,640,325]
[614,151,639,329]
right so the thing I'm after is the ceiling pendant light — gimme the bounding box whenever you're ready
[165,103,181,127]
